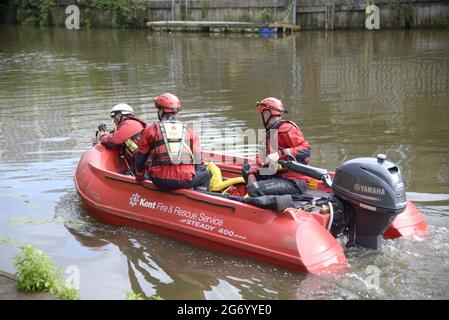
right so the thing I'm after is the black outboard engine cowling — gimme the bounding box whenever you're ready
[332,154,407,249]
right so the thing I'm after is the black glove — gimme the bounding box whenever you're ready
[95,124,107,139]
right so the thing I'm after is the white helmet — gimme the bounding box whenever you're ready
[110,103,134,118]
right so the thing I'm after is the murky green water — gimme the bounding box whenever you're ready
[1,25,448,299]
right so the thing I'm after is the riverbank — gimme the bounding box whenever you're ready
[0,0,448,30]
[0,271,58,300]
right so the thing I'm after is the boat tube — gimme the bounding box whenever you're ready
[74,145,427,273]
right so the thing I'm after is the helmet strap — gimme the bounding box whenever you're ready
[158,110,177,121]
[263,114,282,129]
[261,113,268,128]
[261,112,275,129]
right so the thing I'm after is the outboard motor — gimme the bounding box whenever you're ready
[280,154,407,249]
[331,154,407,249]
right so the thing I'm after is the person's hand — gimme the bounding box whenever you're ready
[98,131,108,139]
[247,174,256,186]
[264,152,279,166]
[96,131,108,143]
[135,169,145,182]
[91,138,99,146]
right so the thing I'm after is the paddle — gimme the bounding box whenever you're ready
[278,160,333,188]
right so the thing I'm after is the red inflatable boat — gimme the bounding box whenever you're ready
[74,144,428,273]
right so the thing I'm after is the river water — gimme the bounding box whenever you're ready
[0,25,448,299]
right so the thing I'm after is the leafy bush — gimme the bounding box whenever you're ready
[125,291,165,300]
[442,18,449,29]
[6,0,144,29]
[9,0,56,26]
[393,1,413,28]
[80,0,138,28]
[260,8,272,23]
[201,0,208,19]
[239,12,251,22]
[125,291,145,300]
[13,245,79,300]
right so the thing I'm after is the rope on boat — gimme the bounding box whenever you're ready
[327,201,334,231]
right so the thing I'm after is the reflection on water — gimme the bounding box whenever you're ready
[0,25,448,299]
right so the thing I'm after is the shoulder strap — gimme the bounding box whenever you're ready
[128,116,147,128]
[270,119,299,130]
[159,121,189,164]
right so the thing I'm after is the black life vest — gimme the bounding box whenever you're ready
[260,120,299,156]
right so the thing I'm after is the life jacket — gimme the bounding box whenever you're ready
[150,120,194,166]
[120,117,146,162]
[270,119,299,130]
[260,120,300,158]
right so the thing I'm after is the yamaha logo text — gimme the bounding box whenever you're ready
[354,183,386,196]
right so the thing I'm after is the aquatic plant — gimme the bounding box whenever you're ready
[0,234,27,247]
[0,234,11,245]
[13,245,79,300]
[9,215,65,226]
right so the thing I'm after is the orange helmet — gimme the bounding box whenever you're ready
[154,93,181,114]
[256,97,287,116]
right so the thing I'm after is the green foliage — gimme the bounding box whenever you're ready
[14,245,59,293]
[239,12,251,22]
[260,8,273,23]
[442,18,449,29]
[80,0,139,28]
[125,291,145,300]
[9,0,56,26]
[112,0,134,28]
[393,1,413,28]
[56,284,79,300]
[9,0,143,28]
[125,291,165,300]
[201,0,208,19]
[13,245,79,300]
[0,1,8,19]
